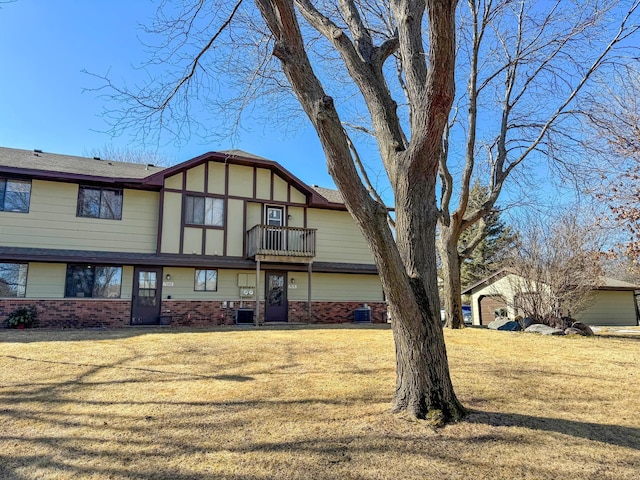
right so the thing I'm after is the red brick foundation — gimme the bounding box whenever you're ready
[1,298,387,328]
[289,301,387,324]
[160,300,258,327]
[0,299,131,329]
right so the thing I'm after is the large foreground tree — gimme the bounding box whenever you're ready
[105,0,465,421]
[254,0,464,421]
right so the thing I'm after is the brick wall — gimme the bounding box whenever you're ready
[289,301,387,324]
[1,298,387,328]
[160,300,258,327]
[0,299,131,329]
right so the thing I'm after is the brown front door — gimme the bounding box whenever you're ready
[265,271,287,322]
[131,267,162,325]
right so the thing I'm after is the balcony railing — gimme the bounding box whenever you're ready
[246,225,316,259]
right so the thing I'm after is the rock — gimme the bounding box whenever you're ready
[498,321,522,331]
[487,318,509,330]
[519,317,536,329]
[524,324,565,335]
[570,322,595,336]
[564,327,586,336]
[488,318,522,331]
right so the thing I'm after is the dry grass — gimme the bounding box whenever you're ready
[1,325,639,480]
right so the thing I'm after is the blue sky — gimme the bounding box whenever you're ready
[0,0,334,187]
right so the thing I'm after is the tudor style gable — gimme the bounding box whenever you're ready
[155,152,318,260]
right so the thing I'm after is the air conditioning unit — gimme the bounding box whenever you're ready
[236,309,254,324]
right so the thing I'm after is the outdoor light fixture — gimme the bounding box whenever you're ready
[165,274,171,281]
[290,278,296,284]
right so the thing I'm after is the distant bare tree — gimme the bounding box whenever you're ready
[504,211,605,327]
[583,66,640,259]
[438,0,640,329]
[84,145,173,166]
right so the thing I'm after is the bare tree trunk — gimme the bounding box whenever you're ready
[391,176,465,419]
[439,227,465,329]
[254,0,465,422]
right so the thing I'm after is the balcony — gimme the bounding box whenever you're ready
[246,225,316,262]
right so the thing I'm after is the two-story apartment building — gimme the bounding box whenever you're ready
[0,147,385,328]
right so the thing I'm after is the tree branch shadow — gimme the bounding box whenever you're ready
[466,409,640,450]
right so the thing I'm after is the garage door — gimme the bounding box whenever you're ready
[479,295,507,325]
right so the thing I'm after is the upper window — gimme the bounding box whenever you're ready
[77,186,123,220]
[194,269,218,292]
[0,263,28,297]
[185,196,224,226]
[65,264,123,298]
[0,178,32,213]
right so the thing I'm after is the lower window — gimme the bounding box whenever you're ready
[0,262,28,297]
[194,269,218,291]
[65,264,123,298]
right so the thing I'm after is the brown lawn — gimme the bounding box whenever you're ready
[0,325,638,479]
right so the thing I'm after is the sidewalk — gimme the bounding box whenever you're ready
[591,325,640,337]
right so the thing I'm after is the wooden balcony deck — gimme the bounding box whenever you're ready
[246,225,316,262]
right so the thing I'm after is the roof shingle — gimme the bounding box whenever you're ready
[0,147,165,179]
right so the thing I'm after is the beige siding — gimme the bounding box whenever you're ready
[121,266,134,300]
[226,199,245,257]
[183,227,202,255]
[574,291,638,326]
[161,268,258,300]
[237,273,257,287]
[159,268,381,303]
[290,187,306,205]
[160,192,182,254]
[283,272,308,301]
[207,162,226,195]
[186,164,205,192]
[307,209,374,264]
[24,263,134,300]
[255,169,271,200]
[228,164,253,198]
[286,272,382,302]
[0,180,158,253]
[25,263,66,298]
[273,175,288,202]
[287,206,304,228]
[165,173,182,190]
[204,229,224,256]
[246,202,262,228]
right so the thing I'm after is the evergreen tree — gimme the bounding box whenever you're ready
[459,181,517,291]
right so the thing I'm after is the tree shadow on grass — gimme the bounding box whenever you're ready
[0,322,391,343]
[466,409,640,450]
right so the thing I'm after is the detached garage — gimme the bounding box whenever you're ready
[463,271,639,327]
